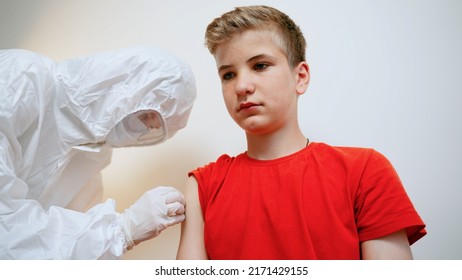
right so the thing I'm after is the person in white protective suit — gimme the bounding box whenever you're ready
[0,46,196,259]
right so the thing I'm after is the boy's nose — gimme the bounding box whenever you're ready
[235,75,255,96]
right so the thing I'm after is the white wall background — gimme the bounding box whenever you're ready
[1,0,460,260]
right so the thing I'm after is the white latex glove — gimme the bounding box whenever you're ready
[119,186,185,250]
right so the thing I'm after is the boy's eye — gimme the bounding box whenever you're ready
[222,72,235,81]
[254,63,268,71]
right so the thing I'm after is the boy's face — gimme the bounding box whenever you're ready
[214,29,309,135]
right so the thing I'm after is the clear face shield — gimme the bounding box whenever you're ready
[106,110,166,147]
[126,110,165,141]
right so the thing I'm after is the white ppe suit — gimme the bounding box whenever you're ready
[0,46,196,259]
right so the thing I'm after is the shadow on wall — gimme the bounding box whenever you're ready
[102,135,208,259]
[0,2,46,48]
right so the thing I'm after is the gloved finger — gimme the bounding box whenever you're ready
[167,201,185,216]
[165,213,185,226]
[165,190,185,205]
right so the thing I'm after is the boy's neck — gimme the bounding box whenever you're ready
[245,130,308,160]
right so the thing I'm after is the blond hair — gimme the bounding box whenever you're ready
[204,5,306,67]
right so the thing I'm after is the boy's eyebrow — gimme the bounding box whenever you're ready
[248,54,274,62]
[217,64,232,72]
[217,54,275,72]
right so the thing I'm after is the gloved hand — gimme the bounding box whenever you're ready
[119,186,185,250]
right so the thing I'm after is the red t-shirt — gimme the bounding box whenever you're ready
[189,142,426,259]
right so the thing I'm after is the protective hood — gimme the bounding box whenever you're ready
[54,46,196,147]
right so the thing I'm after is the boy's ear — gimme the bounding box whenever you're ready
[295,62,310,95]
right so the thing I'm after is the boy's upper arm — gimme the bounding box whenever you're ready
[360,229,413,260]
[176,175,209,259]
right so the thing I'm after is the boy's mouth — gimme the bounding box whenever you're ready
[238,102,258,111]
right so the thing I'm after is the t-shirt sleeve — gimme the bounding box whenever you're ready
[188,154,232,217]
[188,164,210,216]
[355,150,426,245]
